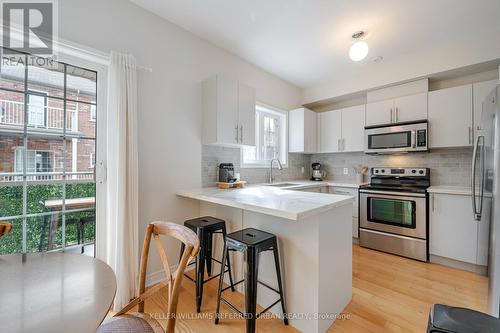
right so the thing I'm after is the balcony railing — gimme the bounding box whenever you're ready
[0,99,77,131]
[0,172,93,184]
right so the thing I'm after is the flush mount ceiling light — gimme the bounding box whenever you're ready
[349,31,369,62]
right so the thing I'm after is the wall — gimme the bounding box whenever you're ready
[58,0,302,278]
[201,145,308,186]
[310,148,472,187]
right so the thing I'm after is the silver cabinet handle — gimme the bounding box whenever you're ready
[431,194,435,212]
[240,125,243,143]
[390,108,393,123]
[468,127,472,145]
[395,107,399,122]
[343,138,346,151]
[337,139,340,151]
[235,125,239,142]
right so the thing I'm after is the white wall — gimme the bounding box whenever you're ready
[304,32,500,104]
[58,0,301,278]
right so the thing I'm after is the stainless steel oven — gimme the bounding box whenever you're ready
[364,120,428,154]
[359,168,429,262]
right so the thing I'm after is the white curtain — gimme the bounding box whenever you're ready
[105,51,139,311]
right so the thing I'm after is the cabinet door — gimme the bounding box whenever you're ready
[473,80,498,137]
[394,92,428,123]
[304,108,318,153]
[341,105,365,152]
[428,85,473,148]
[365,99,393,126]
[217,76,239,144]
[289,108,317,153]
[238,83,256,146]
[429,193,478,264]
[320,110,342,153]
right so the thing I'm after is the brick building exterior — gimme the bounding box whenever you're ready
[0,65,96,180]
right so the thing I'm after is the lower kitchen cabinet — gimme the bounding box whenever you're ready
[330,186,359,238]
[429,192,490,266]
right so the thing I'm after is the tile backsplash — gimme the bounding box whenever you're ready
[201,145,309,187]
[202,145,472,187]
[309,147,473,186]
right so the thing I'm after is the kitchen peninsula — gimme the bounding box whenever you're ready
[177,184,354,333]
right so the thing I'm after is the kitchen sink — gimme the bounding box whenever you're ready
[267,183,300,187]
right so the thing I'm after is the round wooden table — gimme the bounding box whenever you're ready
[0,252,116,333]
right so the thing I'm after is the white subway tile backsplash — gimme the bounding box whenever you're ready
[202,146,472,187]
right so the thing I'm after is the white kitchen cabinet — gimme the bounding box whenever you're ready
[341,105,365,152]
[320,110,342,153]
[202,75,256,146]
[428,84,473,148]
[365,99,393,126]
[429,192,490,266]
[393,92,428,123]
[366,93,427,126]
[330,186,359,238]
[238,83,256,146]
[289,107,317,153]
[473,80,498,138]
[319,105,364,153]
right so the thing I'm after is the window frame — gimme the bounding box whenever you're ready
[14,148,55,173]
[89,104,96,122]
[241,103,288,168]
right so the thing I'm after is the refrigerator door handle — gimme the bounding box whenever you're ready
[471,135,485,221]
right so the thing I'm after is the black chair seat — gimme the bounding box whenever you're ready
[428,304,500,333]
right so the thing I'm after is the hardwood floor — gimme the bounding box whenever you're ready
[142,245,488,333]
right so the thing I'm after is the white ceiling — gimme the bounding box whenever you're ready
[130,0,500,89]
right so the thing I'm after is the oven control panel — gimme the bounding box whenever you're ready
[372,167,427,177]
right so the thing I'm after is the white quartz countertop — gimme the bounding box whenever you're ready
[427,185,492,197]
[176,184,355,220]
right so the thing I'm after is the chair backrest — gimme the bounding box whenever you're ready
[115,221,199,333]
[0,222,12,238]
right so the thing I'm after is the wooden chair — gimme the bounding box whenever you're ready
[97,221,200,333]
[0,222,12,238]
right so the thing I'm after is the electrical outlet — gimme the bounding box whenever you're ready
[343,167,349,175]
[301,166,305,174]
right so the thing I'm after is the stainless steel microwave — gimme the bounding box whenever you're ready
[364,120,428,154]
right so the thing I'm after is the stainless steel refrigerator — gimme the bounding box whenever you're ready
[474,84,500,317]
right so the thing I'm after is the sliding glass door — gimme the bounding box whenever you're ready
[0,48,98,256]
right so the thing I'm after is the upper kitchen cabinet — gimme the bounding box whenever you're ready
[289,107,318,153]
[393,93,428,123]
[202,75,256,146]
[320,110,342,153]
[473,79,498,137]
[365,92,427,126]
[341,105,365,152]
[319,105,365,153]
[365,99,393,126]
[428,84,473,148]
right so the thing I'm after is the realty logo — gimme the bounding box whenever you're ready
[1,0,57,54]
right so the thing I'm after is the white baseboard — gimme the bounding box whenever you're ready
[145,263,195,287]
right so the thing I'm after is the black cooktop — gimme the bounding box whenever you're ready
[359,184,428,194]
[361,167,431,194]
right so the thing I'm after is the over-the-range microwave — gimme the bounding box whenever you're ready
[364,120,428,154]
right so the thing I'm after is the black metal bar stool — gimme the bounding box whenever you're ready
[215,228,288,333]
[179,216,235,313]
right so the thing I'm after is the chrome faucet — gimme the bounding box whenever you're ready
[268,159,283,184]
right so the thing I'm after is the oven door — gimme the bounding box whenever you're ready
[359,190,427,239]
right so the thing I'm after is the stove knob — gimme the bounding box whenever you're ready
[381,169,385,173]
[419,170,424,175]
[374,170,379,174]
[411,170,416,174]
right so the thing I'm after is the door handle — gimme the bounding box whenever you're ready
[235,125,239,143]
[395,107,399,122]
[240,125,243,143]
[390,109,393,123]
[472,135,485,221]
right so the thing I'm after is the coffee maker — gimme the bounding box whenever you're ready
[311,162,326,181]
[218,163,237,183]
